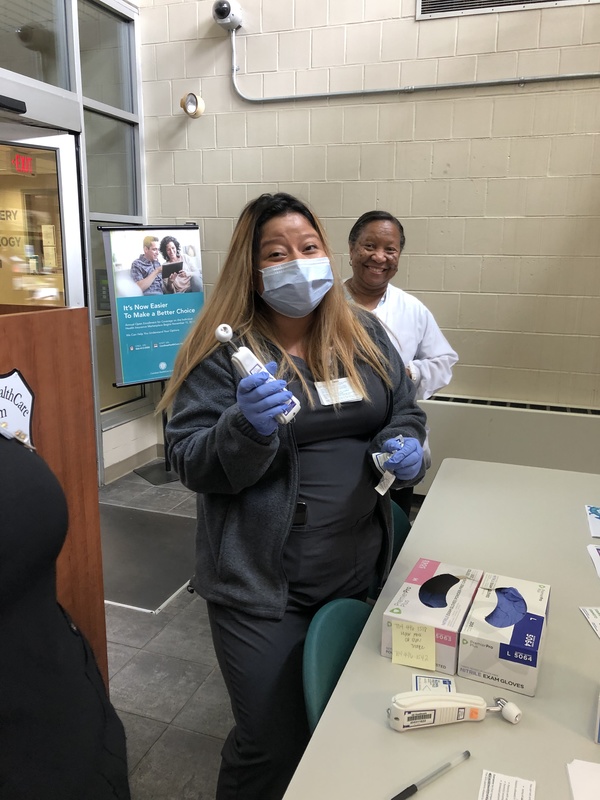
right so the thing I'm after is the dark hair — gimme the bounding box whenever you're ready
[348,210,406,253]
[251,193,320,265]
[159,235,181,261]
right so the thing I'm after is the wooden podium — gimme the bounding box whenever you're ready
[0,305,108,682]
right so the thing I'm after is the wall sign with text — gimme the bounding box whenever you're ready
[101,225,204,386]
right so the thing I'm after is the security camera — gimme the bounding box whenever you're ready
[212,1,243,31]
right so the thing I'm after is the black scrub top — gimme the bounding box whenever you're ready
[283,358,389,608]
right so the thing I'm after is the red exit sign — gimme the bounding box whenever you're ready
[11,152,35,175]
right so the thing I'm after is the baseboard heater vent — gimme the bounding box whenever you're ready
[430,396,600,416]
[419,394,600,493]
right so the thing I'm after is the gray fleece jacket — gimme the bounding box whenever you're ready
[166,312,427,619]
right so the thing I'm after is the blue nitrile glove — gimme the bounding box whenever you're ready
[382,437,423,481]
[236,361,292,436]
[485,587,527,628]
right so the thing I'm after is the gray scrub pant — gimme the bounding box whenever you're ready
[207,602,312,800]
[205,510,379,799]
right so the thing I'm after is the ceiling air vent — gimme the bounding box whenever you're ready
[417,0,598,20]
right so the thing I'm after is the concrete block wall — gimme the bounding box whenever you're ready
[135,0,600,411]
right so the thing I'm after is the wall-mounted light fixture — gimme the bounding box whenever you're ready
[180,92,206,118]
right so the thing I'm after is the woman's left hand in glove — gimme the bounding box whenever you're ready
[382,437,423,481]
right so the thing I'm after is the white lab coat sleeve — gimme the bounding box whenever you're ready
[376,285,458,401]
[409,307,458,400]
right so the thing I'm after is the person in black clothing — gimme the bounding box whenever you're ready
[0,428,130,800]
[160,193,427,800]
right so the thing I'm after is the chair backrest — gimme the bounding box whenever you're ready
[303,598,372,733]
[368,501,411,601]
[391,500,411,564]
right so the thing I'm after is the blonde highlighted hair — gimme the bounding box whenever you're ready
[159,193,391,411]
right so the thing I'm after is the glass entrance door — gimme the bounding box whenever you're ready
[0,122,84,308]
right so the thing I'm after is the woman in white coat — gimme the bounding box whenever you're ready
[346,210,458,516]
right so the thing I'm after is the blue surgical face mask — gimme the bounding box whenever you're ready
[259,257,334,318]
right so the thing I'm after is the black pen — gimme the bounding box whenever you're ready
[391,750,471,800]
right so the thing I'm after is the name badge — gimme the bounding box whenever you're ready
[314,378,363,406]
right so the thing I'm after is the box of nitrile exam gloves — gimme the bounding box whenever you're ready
[381,558,484,674]
[458,573,550,697]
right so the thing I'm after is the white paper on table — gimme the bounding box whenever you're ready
[585,506,600,538]
[567,759,600,800]
[412,673,455,692]
[478,770,535,800]
[579,607,600,640]
[587,545,600,578]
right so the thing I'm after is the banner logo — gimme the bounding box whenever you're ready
[0,369,34,446]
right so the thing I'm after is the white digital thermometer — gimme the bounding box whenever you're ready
[215,324,301,425]
[388,691,521,732]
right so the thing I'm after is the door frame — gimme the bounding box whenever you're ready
[0,123,85,307]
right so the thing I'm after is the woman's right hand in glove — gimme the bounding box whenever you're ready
[236,362,292,436]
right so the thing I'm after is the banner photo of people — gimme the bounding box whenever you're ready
[101,225,204,386]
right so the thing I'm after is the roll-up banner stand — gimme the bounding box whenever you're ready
[100,225,204,387]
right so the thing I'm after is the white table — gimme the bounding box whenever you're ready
[283,459,600,800]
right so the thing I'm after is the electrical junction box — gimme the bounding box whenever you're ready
[381,558,483,674]
[458,573,550,697]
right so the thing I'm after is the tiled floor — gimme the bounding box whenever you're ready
[100,461,423,799]
[100,463,233,800]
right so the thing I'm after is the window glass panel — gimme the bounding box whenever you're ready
[0,0,68,89]
[84,110,136,216]
[78,0,133,113]
[89,221,113,317]
[96,319,145,410]
[90,222,144,408]
[0,142,66,307]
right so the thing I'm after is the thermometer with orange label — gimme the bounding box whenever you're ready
[388,691,521,732]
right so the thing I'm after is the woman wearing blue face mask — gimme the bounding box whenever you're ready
[160,193,427,800]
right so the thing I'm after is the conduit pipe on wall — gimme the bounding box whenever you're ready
[228,29,600,105]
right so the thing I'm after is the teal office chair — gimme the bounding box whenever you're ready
[368,500,412,601]
[303,598,372,733]
[391,500,411,564]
